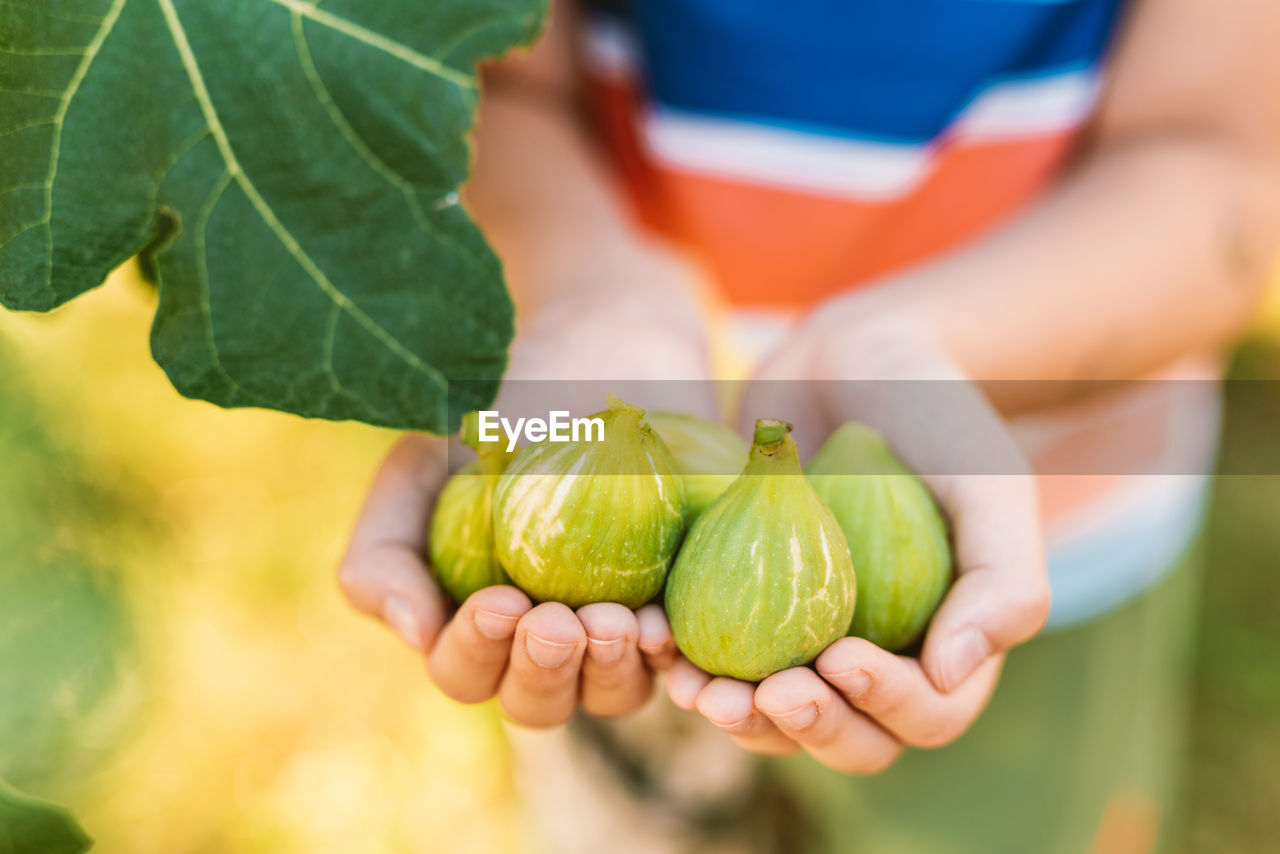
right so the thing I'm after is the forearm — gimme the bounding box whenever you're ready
[467,93,647,305]
[815,135,1280,411]
[465,15,701,332]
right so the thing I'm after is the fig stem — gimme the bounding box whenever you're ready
[460,411,481,451]
[460,410,511,475]
[753,419,793,453]
[605,393,647,421]
[476,443,511,475]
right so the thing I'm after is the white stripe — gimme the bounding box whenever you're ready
[585,11,1105,204]
[644,108,933,201]
[585,17,1101,200]
[954,69,1101,138]
[640,68,1099,201]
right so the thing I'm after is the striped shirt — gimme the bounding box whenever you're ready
[582,0,1124,306]
[578,0,1217,627]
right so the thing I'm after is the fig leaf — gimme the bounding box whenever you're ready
[0,0,547,432]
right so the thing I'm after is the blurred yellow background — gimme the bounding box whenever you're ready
[0,264,527,854]
[3,263,1280,853]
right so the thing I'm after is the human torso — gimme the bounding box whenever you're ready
[578,0,1216,628]
[580,0,1125,306]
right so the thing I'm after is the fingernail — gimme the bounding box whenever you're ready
[773,703,819,731]
[941,628,990,691]
[525,633,577,669]
[832,668,873,701]
[587,636,627,665]
[711,715,753,732]
[384,596,423,652]
[474,608,518,640]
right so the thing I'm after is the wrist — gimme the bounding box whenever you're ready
[527,244,709,341]
[798,290,957,382]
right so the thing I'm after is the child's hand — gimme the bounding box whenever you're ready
[665,464,1038,772]
[338,434,681,726]
[338,280,712,727]
[664,313,1050,773]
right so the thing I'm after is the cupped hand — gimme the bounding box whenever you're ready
[338,270,714,728]
[667,309,1050,773]
[338,433,681,726]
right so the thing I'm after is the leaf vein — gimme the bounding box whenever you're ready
[0,218,50,255]
[1,3,106,25]
[322,302,341,393]
[132,126,214,251]
[0,43,88,57]
[0,86,69,98]
[157,0,449,396]
[0,182,48,199]
[193,170,243,396]
[268,0,475,90]
[41,0,130,300]
[0,117,57,139]
[289,12,485,272]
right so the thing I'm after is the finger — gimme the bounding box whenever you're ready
[636,604,678,671]
[920,474,1049,692]
[577,603,652,717]
[427,586,532,703]
[666,656,713,710]
[338,435,450,651]
[696,678,798,758]
[817,369,1050,692]
[816,637,1003,748]
[499,602,588,728]
[755,667,903,774]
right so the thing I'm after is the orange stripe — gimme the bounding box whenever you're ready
[586,78,1219,546]
[587,78,1078,308]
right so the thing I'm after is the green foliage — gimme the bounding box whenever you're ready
[0,559,130,787]
[0,347,134,847]
[1177,338,1280,852]
[0,0,547,433]
[0,780,92,854]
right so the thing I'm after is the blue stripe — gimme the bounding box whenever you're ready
[590,0,1126,142]
[649,60,1098,148]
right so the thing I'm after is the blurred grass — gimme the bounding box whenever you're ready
[1,263,1279,852]
[1174,335,1280,853]
[0,347,135,792]
[0,265,529,854]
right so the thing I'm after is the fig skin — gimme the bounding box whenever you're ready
[429,412,514,604]
[665,420,857,682]
[645,411,748,523]
[492,395,687,609]
[806,423,953,652]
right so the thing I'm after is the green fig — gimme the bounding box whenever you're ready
[429,412,515,603]
[492,395,687,608]
[665,419,857,681]
[645,411,748,522]
[806,423,952,651]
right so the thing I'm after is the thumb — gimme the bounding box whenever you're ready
[919,474,1050,692]
[338,434,451,653]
